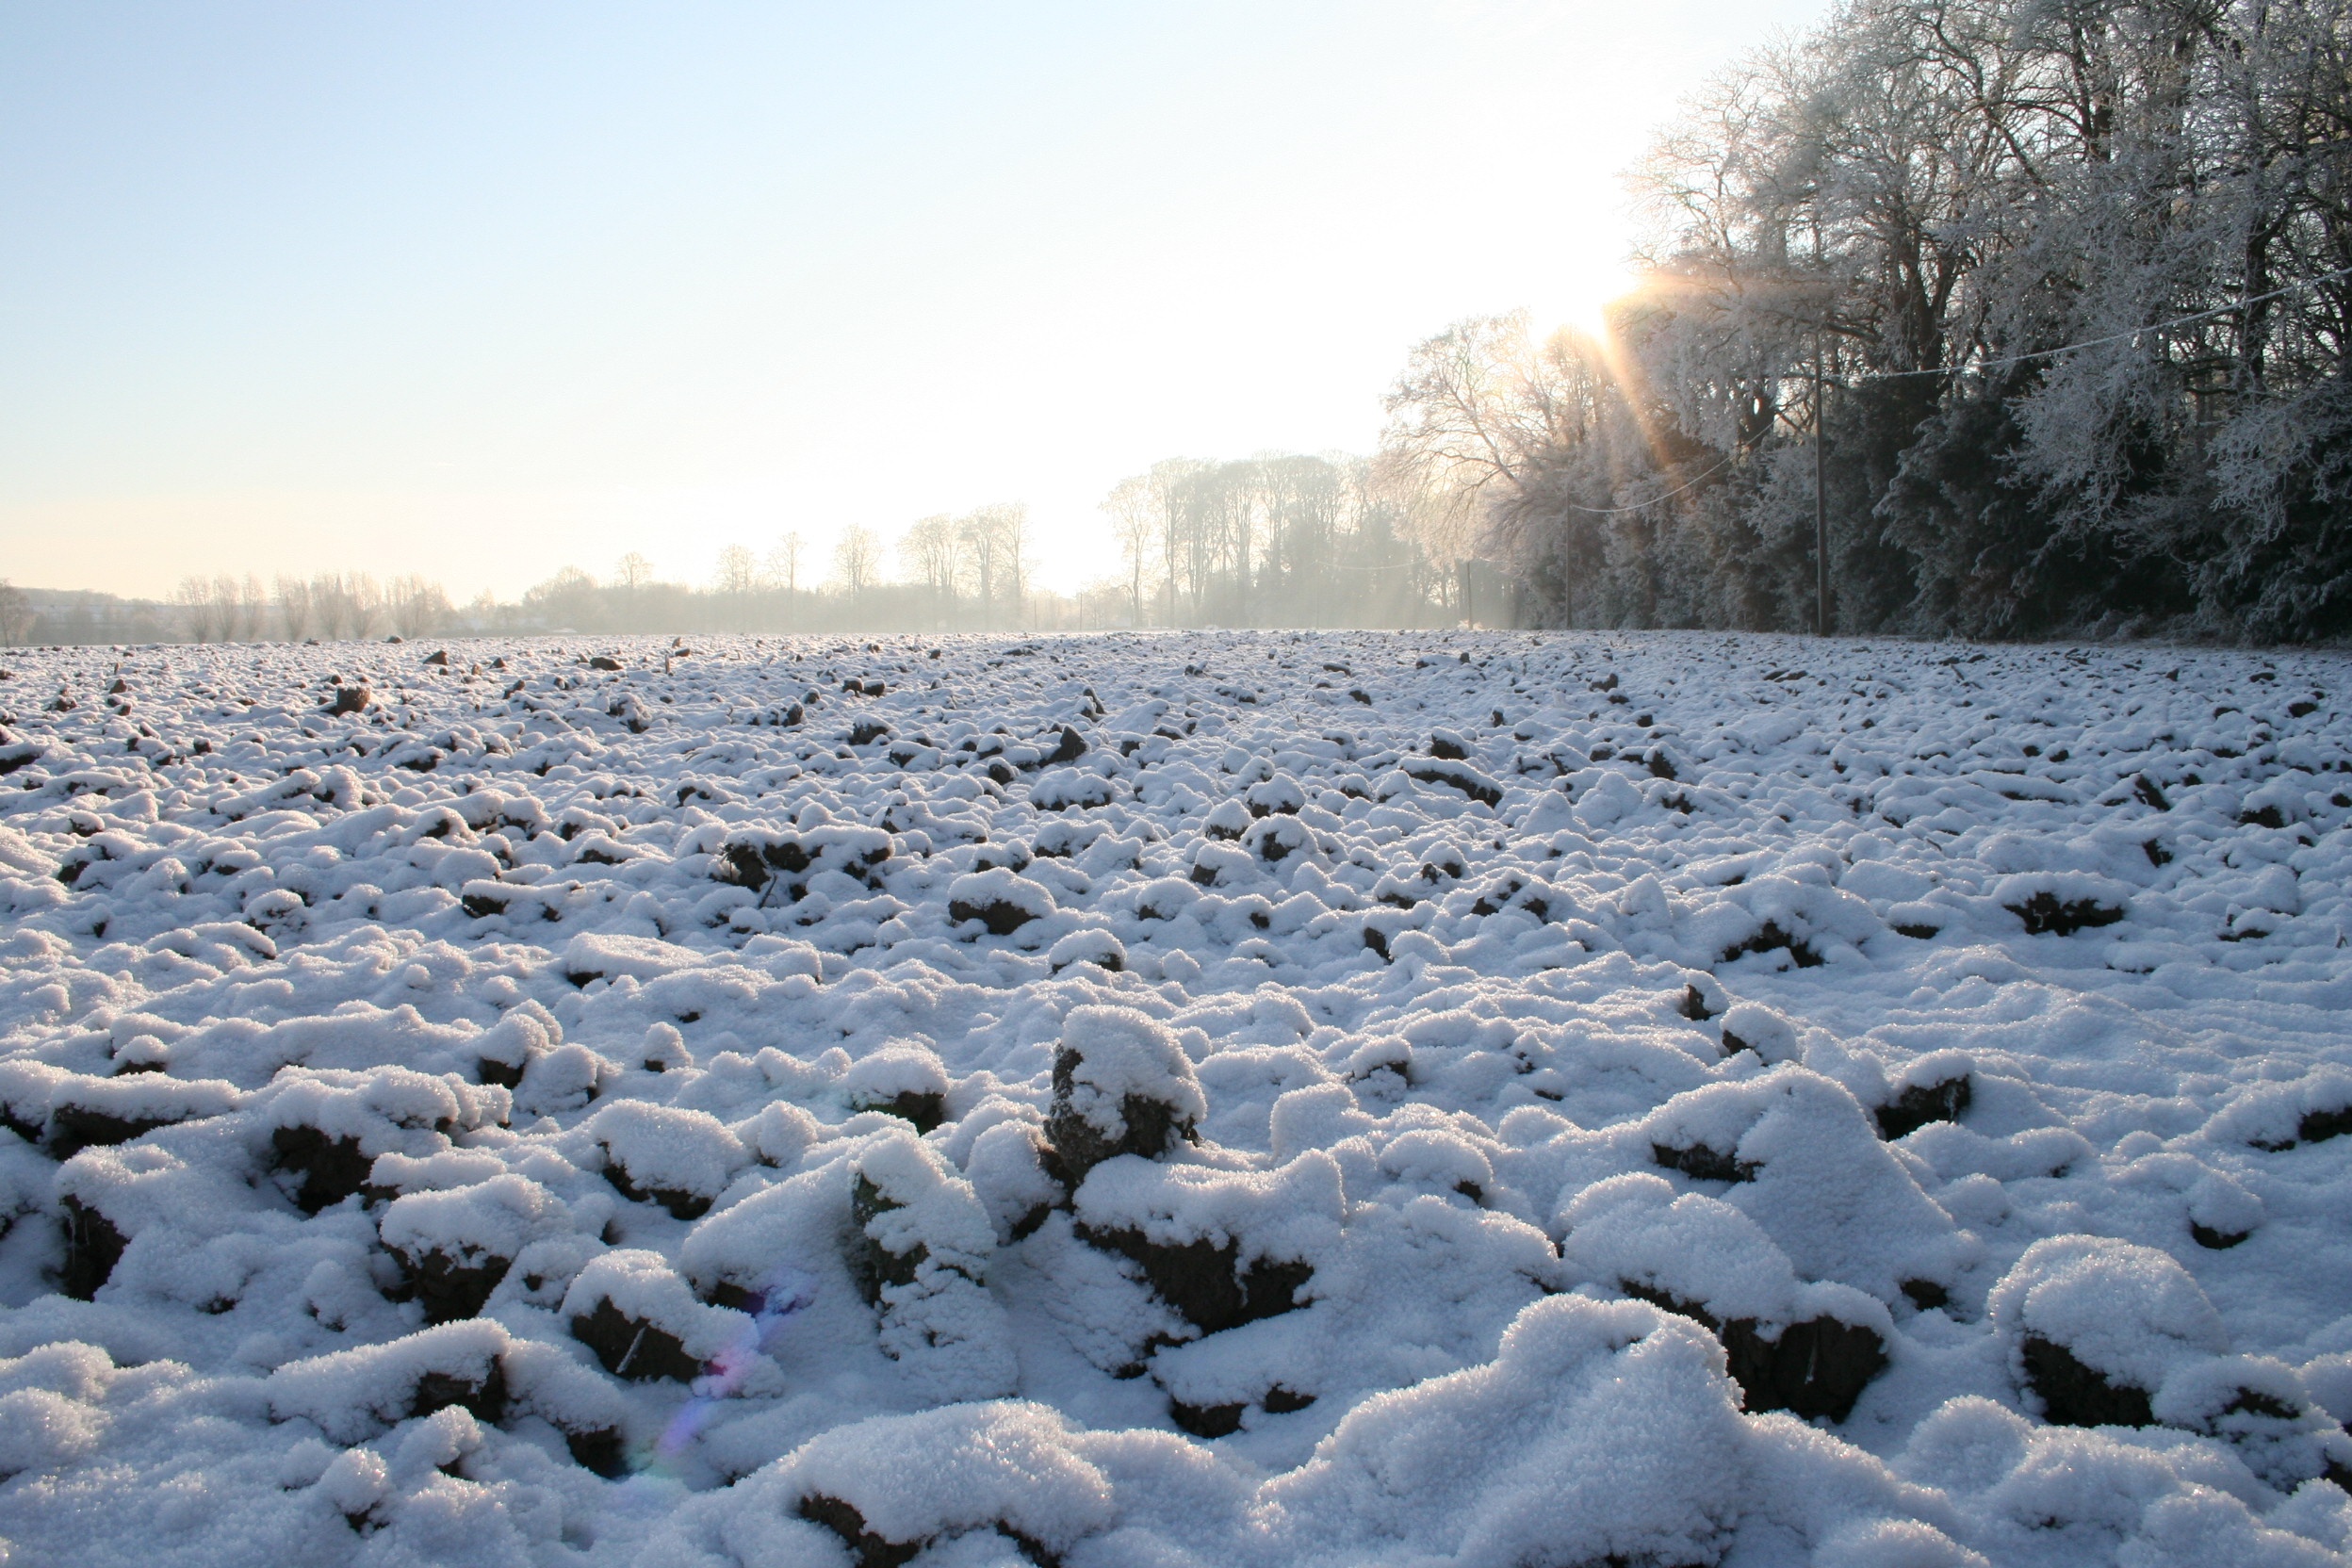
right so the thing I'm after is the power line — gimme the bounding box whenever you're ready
[1320,557,1424,573]
[1851,263,2352,384]
[1557,455,1736,515]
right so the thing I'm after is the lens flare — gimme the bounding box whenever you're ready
[651,1265,819,1462]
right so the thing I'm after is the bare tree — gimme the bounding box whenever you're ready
[898,514,960,621]
[832,526,883,597]
[764,532,803,594]
[698,545,751,631]
[712,545,760,596]
[955,504,1028,628]
[236,575,269,640]
[309,573,371,640]
[387,576,453,638]
[998,504,1031,627]
[173,579,220,643]
[170,575,270,643]
[1148,459,1208,625]
[199,578,248,641]
[1102,477,1155,625]
[346,574,386,638]
[956,509,1001,621]
[1379,313,1580,569]
[0,581,32,646]
[615,553,654,592]
[277,576,313,641]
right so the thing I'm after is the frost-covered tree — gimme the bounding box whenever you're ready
[1399,0,2352,642]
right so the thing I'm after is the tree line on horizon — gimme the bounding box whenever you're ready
[506,476,1463,639]
[2,466,1475,645]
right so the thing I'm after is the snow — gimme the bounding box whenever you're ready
[764,1399,1117,1557]
[1558,1172,1887,1336]
[560,1249,751,1366]
[0,628,2345,1565]
[1071,1147,1345,1288]
[1051,1006,1205,1146]
[1989,1233,2230,1394]
[377,1173,571,1271]
[1263,1296,1751,1567]
[571,1101,747,1214]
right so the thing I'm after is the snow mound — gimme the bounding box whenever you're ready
[1264,1296,1747,1567]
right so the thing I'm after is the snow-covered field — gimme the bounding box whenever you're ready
[0,629,2348,1567]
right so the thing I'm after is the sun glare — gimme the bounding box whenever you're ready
[1548,265,1640,342]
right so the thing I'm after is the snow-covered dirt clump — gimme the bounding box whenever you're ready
[0,629,2348,1566]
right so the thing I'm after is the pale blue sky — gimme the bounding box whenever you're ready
[0,1,1829,599]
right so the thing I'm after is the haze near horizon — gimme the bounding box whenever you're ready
[0,0,1828,603]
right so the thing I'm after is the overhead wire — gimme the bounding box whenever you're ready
[1556,455,1737,514]
[1850,262,2352,384]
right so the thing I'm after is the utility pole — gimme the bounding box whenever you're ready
[1813,328,1831,637]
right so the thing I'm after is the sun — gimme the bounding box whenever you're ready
[1545,263,1641,343]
